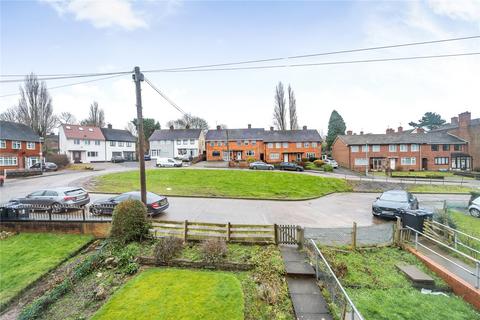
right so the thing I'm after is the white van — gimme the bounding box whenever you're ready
[156,158,182,168]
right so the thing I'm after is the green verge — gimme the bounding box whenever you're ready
[322,247,480,320]
[91,268,244,320]
[0,233,93,308]
[91,169,352,200]
[407,184,478,194]
[450,210,480,255]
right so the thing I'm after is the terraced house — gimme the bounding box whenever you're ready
[332,111,477,172]
[0,120,42,171]
[206,124,322,163]
[149,126,205,159]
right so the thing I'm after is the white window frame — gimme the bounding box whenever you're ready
[84,140,90,145]
[87,151,98,157]
[275,142,281,149]
[401,157,417,166]
[351,146,359,153]
[95,140,101,146]
[126,142,132,147]
[177,140,181,145]
[372,145,380,152]
[246,150,255,156]
[12,141,21,149]
[296,142,301,148]
[269,153,280,160]
[0,156,18,166]
[389,145,397,152]
[362,145,369,152]
[190,139,195,145]
[26,142,36,150]
[244,140,249,146]
[312,142,318,147]
[110,141,116,146]
[74,139,80,145]
[306,152,316,159]
[304,142,310,147]
[400,144,408,152]
[411,144,419,152]
[0,140,5,149]
[183,139,188,145]
[354,158,368,166]
[210,141,214,147]
[282,142,289,148]
[268,143,273,148]
[118,141,124,147]
[252,140,257,146]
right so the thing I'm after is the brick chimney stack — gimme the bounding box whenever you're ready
[270,126,274,131]
[360,131,364,135]
[107,123,112,129]
[303,125,307,130]
[185,124,190,129]
[398,126,403,133]
[417,128,425,133]
[386,128,395,134]
[458,112,471,128]
[347,130,353,135]
[216,125,221,130]
[170,125,174,130]
[451,116,459,125]
[248,124,251,129]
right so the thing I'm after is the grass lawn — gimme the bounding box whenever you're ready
[450,210,480,256]
[407,184,478,194]
[92,268,244,320]
[0,233,93,308]
[92,169,351,199]
[322,247,480,320]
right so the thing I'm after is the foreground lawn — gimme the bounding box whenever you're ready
[407,184,477,194]
[322,247,480,320]
[0,233,92,308]
[92,268,243,320]
[92,169,351,199]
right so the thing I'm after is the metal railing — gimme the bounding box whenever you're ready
[405,226,480,288]
[430,220,480,258]
[307,239,364,320]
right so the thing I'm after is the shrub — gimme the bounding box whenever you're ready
[200,239,227,263]
[110,200,150,244]
[323,164,334,172]
[246,157,256,163]
[45,154,70,169]
[296,161,306,168]
[308,156,317,162]
[153,237,184,263]
[114,243,140,275]
[301,158,309,162]
[434,210,457,229]
[313,159,325,167]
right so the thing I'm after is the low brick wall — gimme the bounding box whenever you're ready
[0,221,111,238]
[406,247,480,310]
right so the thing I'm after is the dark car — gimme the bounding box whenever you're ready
[111,155,125,163]
[372,190,419,219]
[144,154,152,161]
[279,162,304,172]
[5,187,90,212]
[30,162,58,172]
[90,191,169,216]
[249,161,274,170]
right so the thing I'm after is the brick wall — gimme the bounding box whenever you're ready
[264,142,321,163]
[448,119,480,170]
[206,141,264,161]
[0,140,41,171]
[0,221,111,238]
[332,138,350,169]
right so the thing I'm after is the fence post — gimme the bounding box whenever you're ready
[48,208,52,221]
[274,223,278,245]
[296,226,304,249]
[415,231,418,251]
[183,220,188,242]
[82,207,86,221]
[351,222,357,250]
[476,261,479,289]
[226,222,231,242]
[395,216,402,245]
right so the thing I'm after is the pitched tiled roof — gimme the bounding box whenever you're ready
[62,124,105,140]
[149,129,202,141]
[206,128,265,141]
[263,129,322,142]
[101,128,136,142]
[206,128,322,142]
[338,131,466,145]
[430,118,480,132]
[0,120,41,142]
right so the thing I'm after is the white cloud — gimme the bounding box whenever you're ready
[42,0,147,30]
[427,0,480,22]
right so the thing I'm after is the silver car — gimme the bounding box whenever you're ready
[249,161,274,170]
[468,197,480,218]
[8,187,90,212]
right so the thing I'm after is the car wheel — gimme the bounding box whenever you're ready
[253,166,257,170]
[269,167,273,170]
[296,168,301,172]
[51,203,62,214]
[470,208,480,218]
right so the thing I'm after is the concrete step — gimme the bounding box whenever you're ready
[396,263,435,286]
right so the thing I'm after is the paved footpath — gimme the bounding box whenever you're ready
[280,246,333,320]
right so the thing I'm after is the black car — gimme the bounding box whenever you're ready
[30,162,58,172]
[372,190,419,219]
[111,155,125,163]
[90,191,169,216]
[279,162,304,172]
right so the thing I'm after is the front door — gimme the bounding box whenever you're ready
[283,154,289,162]
[236,151,242,160]
[389,158,396,170]
[422,158,428,170]
[222,151,230,161]
[73,151,82,163]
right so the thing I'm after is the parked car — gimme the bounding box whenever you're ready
[89,191,169,216]
[144,154,151,161]
[111,155,125,163]
[178,154,192,162]
[6,187,90,213]
[324,158,338,168]
[279,162,304,172]
[468,197,480,218]
[156,157,182,167]
[0,175,4,187]
[30,162,58,172]
[372,190,419,219]
[249,161,274,170]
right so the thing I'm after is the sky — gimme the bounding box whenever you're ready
[1,0,479,135]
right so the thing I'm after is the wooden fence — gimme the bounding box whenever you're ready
[150,220,276,244]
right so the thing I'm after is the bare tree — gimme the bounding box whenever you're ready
[288,85,299,130]
[273,82,287,130]
[14,74,57,138]
[81,101,105,127]
[58,112,77,124]
[166,113,209,130]
[0,106,21,122]
[125,121,138,137]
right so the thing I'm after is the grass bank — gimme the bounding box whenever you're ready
[91,169,351,200]
[322,247,479,320]
[0,233,93,308]
[407,184,478,194]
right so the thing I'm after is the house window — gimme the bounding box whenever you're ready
[166,140,171,144]
[442,144,450,151]
[237,141,242,146]
[26,142,36,150]
[126,142,132,147]
[296,154,302,161]
[118,142,124,147]
[84,140,90,145]
[218,141,223,147]
[362,145,369,152]
[190,139,195,144]
[282,142,288,148]
[151,150,157,157]
[312,142,318,147]
[389,145,397,152]
[304,142,310,147]
[268,143,273,148]
[0,140,5,149]
[28,157,40,167]
[276,142,281,148]
[74,139,80,145]
[87,151,98,157]
[351,146,359,153]
[296,142,301,148]
[110,141,116,146]
[411,144,419,151]
[183,139,188,145]
[95,140,100,146]
[269,153,280,160]
[401,157,416,165]
[435,157,449,165]
[210,141,214,147]
[354,158,368,166]
[0,156,17,166]
[212,151,220,157]
[306,152,316,159]
[246,150,255,156]
[12,141,21,149]
[244,140,249,146]
[177,140,181,145]
[454,144,462,151]
[252,140,257,145]
[400,144,408,152]
[372,145,380,152]
[160,140,165,145]
[431,144,439,151]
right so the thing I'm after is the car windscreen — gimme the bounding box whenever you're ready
[380,193,407,202]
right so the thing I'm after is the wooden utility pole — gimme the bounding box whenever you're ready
[133,66,147,204]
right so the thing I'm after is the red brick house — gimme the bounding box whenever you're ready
[331,125,470,172]
[205,124,322,163]
[0,120,42,171]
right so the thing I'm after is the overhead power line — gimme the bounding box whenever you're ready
[0,71,132,83]
[144,77,187,116]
